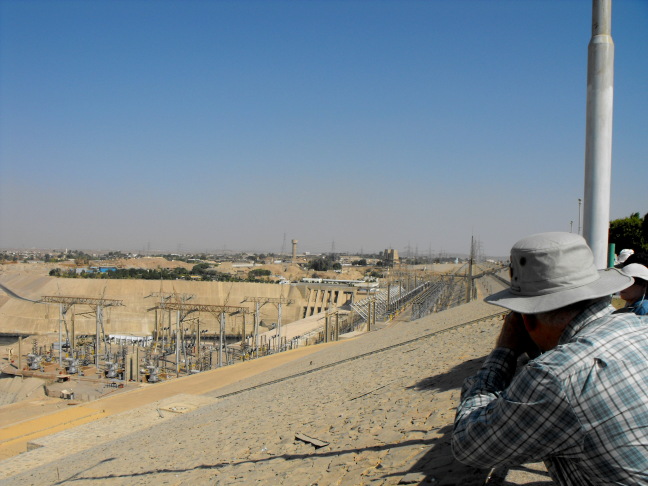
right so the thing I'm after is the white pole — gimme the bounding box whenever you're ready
[254,302,260,358]
[219,312,225,367]
[59,304,63,367]
[276,303,282,348]
[176,310,180,377]
[96,306,102,368]
[583,0,614,268]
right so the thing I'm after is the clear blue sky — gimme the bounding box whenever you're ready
[1,0,646,257]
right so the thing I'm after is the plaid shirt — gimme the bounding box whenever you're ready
[453,300,648,485]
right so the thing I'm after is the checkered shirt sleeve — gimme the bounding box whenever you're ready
[452,306,648,485]
[452,348,582,469]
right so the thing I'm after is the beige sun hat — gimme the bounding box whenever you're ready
[485,232,633,314]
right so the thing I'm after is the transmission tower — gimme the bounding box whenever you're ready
[40,295,124,367]
[243,296,294,355]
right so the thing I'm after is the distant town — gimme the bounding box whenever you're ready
[0,247,493,284]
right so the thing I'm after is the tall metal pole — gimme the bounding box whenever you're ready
[254,302,260,358]
[59,303,63,366]
[276,303,282,347]
[176,310,180,377]
[135,346,140,382]
[242,313,246,342]
[219,312,225,367]
[197,320,201,362]
[71,312,75,355]
[154,309,158,349]
[578,198,582,235]
[96,306,102,368]
[324,312,330,343]
[583,0,614,268]
[466,236,474,304]
[182,324,187,372]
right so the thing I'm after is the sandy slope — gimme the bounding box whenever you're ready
[0,299,550,485]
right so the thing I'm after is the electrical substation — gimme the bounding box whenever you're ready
[0,260,504,403]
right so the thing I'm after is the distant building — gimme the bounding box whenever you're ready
[89,266,117,273]
[383,249,399,265]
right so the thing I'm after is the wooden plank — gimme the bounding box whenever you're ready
[294,433,329,448]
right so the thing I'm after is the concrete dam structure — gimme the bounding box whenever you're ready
[0,273,360,338]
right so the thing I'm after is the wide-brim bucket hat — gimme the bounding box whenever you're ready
[485,232,633,314]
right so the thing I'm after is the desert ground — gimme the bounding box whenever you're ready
[0,265,552,485]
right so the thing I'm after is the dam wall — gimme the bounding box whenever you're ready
[0,274,318,337]
[0,273,362,338]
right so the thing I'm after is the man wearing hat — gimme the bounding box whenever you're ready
[452,232,648,484]
[618,263,648,316]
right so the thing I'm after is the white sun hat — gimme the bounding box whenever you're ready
[621,263,648,282]
[485,232,633,314]
[616,249,634,265]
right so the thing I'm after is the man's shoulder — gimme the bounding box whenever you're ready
[579,310,646,337]
[532,312,648,373]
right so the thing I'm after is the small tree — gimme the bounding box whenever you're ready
[308,258,328,272]
[191,263,210,275]
[609,212,647,252]
[308,255,341,272]
[74,256,89,266]
[249,269,271,278]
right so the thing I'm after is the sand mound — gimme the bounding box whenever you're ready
[0,376,46,406]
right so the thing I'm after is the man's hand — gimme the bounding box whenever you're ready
[496,312,539,358]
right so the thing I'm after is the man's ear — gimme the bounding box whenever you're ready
[522,314,537,332]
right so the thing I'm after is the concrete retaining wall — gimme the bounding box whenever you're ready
[0,275,310,337]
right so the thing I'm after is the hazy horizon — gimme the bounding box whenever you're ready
[0,243,485,259]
